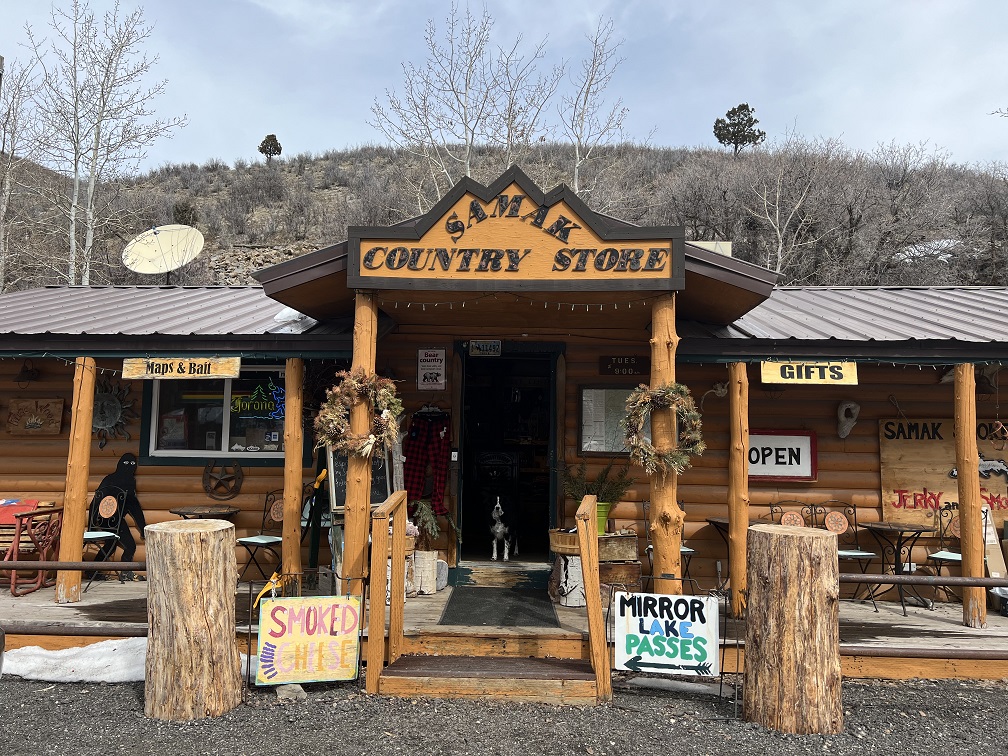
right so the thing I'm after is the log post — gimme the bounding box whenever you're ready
[282,357,305,589]
[744,523,842,734]
[56,356,96,604]
[727,362,750,617]
[648,294,684,594]
[344,291,378,597]
[954,363,986,628]
[144,520,241,720]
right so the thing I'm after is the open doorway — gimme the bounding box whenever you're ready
[460,350,556,564]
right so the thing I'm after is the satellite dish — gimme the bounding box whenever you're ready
[122,224,204,282]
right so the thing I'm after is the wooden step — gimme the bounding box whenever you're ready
[400,628,589,660]
[378,654,599,705]
[451,561,551,589]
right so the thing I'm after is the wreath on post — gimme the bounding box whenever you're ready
[314,369,403,458]
[621,382,705,478]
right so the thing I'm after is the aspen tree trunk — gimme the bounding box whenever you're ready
[649,294,683,594]
[955,363,986,628]
[727,362,750,617]
[55,356,96,603]
[344,292,377,597]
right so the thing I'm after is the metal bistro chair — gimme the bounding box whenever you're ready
[83,487,128,591]
[641,500,694,589]
[769,500,811,528]
[808,500,878,612]
[237,490,284,581]
[927,504,990,603]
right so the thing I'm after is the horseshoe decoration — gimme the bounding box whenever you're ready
[202,459,244,500]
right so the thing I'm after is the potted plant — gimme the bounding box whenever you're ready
[408,499,459,594]
[560,459,635,534]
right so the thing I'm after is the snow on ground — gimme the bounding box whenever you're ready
[3,638,256,683]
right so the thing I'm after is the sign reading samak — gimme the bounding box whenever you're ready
[614,592,719,676]
[122,356,241,380]
[879,417,1008,527]
[761,361,858,385]
[348,174,685,292]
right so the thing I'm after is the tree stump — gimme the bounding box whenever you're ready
[743,523,842,735]
[145,520,241,721]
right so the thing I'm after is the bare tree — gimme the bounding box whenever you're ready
[487,37,563,170]
[558,17,627,196]
[0,55,38,291]
[26,0,186,284]
[746,135,841,277]
[370,5,560,206]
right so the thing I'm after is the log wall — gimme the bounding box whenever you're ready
[0,358,306,571]
[0,341,992,591]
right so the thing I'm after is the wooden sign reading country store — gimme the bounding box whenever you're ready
[347,170,685,292]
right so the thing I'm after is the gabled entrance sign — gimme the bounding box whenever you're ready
[347,167,685,292]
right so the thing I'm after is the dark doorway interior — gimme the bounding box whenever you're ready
[462,354,553,562]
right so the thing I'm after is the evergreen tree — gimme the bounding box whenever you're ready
[258,134,282,162]
[714,103,766,156]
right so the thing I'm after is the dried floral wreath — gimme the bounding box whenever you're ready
[314,369,403,458]
[621,382,705,478]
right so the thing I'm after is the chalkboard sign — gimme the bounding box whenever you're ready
[325,444,391,511]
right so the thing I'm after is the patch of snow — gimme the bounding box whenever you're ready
[3,638,258,683]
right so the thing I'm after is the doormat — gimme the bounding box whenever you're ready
[438,586,560,628]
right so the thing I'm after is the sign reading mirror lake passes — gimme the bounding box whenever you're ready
[614,592,719,675]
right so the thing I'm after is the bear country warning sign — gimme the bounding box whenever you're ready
[613,592,720,676]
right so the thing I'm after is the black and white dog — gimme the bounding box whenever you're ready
[490,496,518,561]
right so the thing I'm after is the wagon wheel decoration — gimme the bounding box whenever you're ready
[202,459,244,500]
[92,379,137,449]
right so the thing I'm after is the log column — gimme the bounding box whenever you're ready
[744,523,842,734]
[55,356,96,604]
[282,357,305,589]
[727,362,750,617]
[954,363,986,628]
[649,293,684,594]
[145,520,241,720]
[344,291,378,597]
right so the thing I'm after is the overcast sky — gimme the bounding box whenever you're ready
[3,0,1008,172]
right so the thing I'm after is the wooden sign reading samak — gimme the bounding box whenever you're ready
[123,357,241,380]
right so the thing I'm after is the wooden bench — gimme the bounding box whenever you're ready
[0,500,63,596]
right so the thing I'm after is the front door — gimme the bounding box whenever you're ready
[459,347,558,563]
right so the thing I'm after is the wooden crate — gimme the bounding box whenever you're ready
[598,534,638,562]
[548,531,639,562]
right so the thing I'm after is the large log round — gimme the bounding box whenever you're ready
[743,523,842,735]
[145,519,241,720]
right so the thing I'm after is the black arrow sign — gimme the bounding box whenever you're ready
[623,655,714,676]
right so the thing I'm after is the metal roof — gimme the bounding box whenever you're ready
[0,286,363,357]
[0,284,1006,361]
[711,287,1008,342]
[0,286,318,336]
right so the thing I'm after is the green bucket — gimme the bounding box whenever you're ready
[596,501,612,535]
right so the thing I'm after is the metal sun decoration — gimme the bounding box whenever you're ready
[92,378,137,449]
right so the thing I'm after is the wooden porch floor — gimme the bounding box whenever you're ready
[4,580,1008,679]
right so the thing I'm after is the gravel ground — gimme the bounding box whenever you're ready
[1,674,1006,756]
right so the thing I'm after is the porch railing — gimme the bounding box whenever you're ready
[575,494,612,702]
[365,489,408,694]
